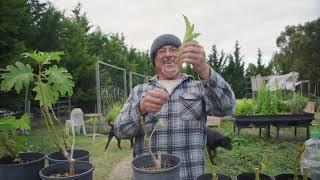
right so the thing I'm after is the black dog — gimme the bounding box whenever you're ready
[104,121,134,151]
[206,127,232,165]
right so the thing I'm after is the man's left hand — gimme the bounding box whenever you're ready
[180,41,210,80]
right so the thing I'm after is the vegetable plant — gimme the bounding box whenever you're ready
[0,51,76,175]
[175,15,200,65]
[0,114,30,163]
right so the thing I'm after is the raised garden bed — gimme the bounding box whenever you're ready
[234,113,314,139]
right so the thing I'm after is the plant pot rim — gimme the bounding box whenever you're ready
[47,149,90,162]
[131,153,181,174]
[0,152,45,168]
[39,161,94,179]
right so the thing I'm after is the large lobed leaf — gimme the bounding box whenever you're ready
[33,81,59,108]
[22,51,64,65]
[0,62,33,93]
[46,65,74,97]
[0,114,30,131]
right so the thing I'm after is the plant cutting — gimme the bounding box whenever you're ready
[1,51,93,179]
[131,117,181,180]
[175,15,200,65]
[236,157,273,180]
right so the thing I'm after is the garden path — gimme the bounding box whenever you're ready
[107,155,132,180]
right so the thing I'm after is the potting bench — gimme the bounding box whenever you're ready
[233,113,314,139]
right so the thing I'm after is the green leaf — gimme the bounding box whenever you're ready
[1,62,33,93]
[182,15,200,43]
[46,65,74,97]
[33,81,59,108]
[0,114,30,131]
[22,51,64,65]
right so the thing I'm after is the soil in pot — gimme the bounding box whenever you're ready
[237,172,273,180]
[47,149,90,165]
[131,153,181,180]
[197,173,232,180]
[39,161,94,180]
[274,173,312,180]
[0,152,46,180]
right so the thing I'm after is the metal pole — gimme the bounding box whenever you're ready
[96,62,101,114]
[129,71,132,92]
[124,69,127,98]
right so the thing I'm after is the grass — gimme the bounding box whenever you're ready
[25,115,320,179]
[206,121,306,178]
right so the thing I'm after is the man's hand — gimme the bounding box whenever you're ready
[139,89,169,115]
[180,41,210,80]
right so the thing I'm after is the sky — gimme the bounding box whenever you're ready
[45,0,319,67]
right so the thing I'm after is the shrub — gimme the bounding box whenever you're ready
[286,93,308,114]
[105,101,122,122]
[235,99,255,115]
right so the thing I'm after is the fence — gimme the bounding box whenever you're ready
[96,61,149,114]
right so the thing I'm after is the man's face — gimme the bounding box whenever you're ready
[154,45,181,80]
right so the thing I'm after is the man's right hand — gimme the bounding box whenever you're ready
[139,89,169,115]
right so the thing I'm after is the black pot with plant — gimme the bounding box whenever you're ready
[197,173,232,180]
[0,114,46,180]
[236,172,273,180]
[39,161,94,180]
[274,173,312,180]
[132,153,181,180]
[47,149,90,165]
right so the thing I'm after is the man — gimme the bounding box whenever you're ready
[114,34,235,180]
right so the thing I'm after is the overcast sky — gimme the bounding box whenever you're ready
[45,0,319,67]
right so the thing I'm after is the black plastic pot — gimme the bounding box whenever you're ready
[131,153,181,180]
[0,152,45,180]
[237,172,273,180]
[39,161,94,180]
[47,149,90,165]
[197,173,232,180]
[274,173,312,180]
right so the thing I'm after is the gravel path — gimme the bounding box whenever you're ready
[107,155,133,180]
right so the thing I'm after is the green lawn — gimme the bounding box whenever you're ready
[26,119,313,179]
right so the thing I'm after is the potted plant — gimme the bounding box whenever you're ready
[131,118,181,180]
[197,173,232,180]
[236,167,273,180]
[0,114,46,180]
[274,145,311,180]
[1,51,94,179]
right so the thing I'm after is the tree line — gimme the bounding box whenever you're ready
[1,0,319,111]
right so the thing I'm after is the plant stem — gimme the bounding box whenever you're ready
[303,167,309,180]
[212,173,218,180]
[144,139,161,169]
[255,167,260,180]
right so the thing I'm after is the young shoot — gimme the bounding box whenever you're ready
[175,15,200,65]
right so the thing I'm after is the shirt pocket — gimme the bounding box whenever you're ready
[178,93,203,122]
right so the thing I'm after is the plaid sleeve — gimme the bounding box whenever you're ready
[114,85,144,139]
[201,68,236,117]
